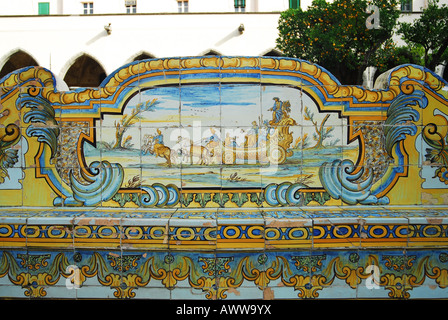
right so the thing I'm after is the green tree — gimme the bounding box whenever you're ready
[397,0,448,71]
[372,39,423,76]
[276,0,400,85]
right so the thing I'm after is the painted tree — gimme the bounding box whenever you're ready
[397,0,448,71]
[110,98,158,150]
[276,0,400,85]
[303,106,334,149]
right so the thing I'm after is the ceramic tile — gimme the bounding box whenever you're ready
[264,212,312,249]
[112,59,146,88]
[217,209,264,250]
[180,55,221,86]
[170,287,211,300]
[344,122,381,167]
[261,88,301,128]
[3,56,448,299]
[221,165,262,192]
[134,87,181,130]
[10,57,439,211]
[140,57,181,88]
[169,210,217,249]
[422,104,448,137]
[72,213,122,249]
[406,215,448,247]
[180,84,220,128]
[0,169,24,206]
[312,217,361,249]
[121,211,173,251]
[180,166,220,193]
[360,215,409,249]
[221,83,261,128]
[221,56,261,84]
[20,86,61,121]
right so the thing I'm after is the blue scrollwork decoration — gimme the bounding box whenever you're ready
[319,91,426,205]
[19,94,59,159]
[140,183,180,208]
[19,91,124,207]
[319,159,388,205]
[264,182,306,206]
[383,91,425,156]
[68,161,124,206]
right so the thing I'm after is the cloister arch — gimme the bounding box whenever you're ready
[63,53,107,88]
[261,48,283,57]
[0,49,39,79]
[131,52,156,62]
[199,49,222,56]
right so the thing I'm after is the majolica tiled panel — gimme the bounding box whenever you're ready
[1,57,448,299]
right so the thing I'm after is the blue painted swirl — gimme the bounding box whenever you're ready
[264,182,305,206]
[139,184,180,207]
[319,159,389,205]
[166,184,180,207]
[69,161,124,206]
[264,183,279,206]
[140,186,159,207]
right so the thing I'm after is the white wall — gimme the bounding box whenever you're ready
[0,13,281,80]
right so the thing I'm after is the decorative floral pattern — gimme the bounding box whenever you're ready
[1,249,448,299]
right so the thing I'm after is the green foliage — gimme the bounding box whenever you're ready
[276,0,400,84]
[194,193,211,208]
[249,192,264,206]
[180,193,194,207]
[398,0,448,70]
[212,193,230,207]
[231,193,249,207]
[373,39,423,75]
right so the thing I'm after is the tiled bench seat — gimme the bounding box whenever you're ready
[1,206,447,299]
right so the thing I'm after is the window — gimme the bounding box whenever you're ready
[125,0,137,13]
[126,5,137,13]
[401,0,412,12]
[83,2,94,14]
[234,0,245,12]
[38,2,50,15]
[289,0,300,9]
[178,1,188,13]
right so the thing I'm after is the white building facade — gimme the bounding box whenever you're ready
[0,0,307,15]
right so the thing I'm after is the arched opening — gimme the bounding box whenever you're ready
[0,50,39,79]
[63,54,106,88]
[200,49,222,56]
[132,52,155,61]
[262,49,283,57]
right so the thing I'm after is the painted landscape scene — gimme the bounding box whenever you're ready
[84,84,358,189]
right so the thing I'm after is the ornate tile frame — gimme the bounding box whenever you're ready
[1,57,448,299]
